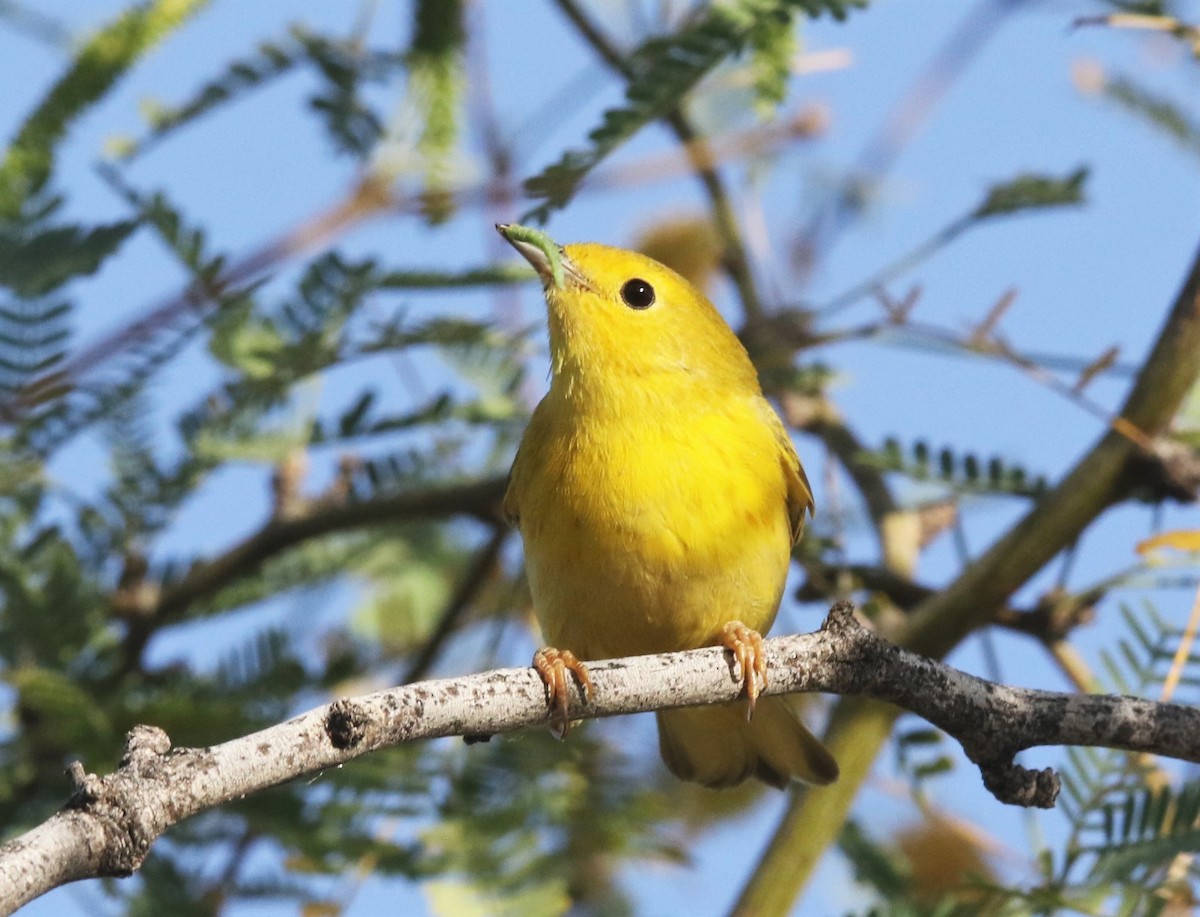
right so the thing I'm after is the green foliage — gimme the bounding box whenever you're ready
[990,603,1200,913]
[18,175,238,454]
[747,11,798,116]
[427,729,680,917]
[1090,782,1200,882]
[404,0,466,222]
[522,0,867,222]
[1098,74,1200,160]
[298,26,404,158]
[0,0,209,218]
[839,819,912,901]
[868,437,1049,499]
[0,218,137,298]
[971,168,1089,221]
[0,295,70,397]
[111,21,408,162]
[838,601,1200,915]
[0,6,543,894]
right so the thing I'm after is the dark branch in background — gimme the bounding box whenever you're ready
[797,560,1101,643]
[6,602,1200,915]
[111,475,508,672]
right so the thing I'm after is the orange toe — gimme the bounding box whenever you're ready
[533,647,593,737]
[720,621,767,719]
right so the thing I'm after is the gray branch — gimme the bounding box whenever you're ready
[3,601,1198,914]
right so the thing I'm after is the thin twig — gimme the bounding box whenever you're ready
[1161,581,1200,703]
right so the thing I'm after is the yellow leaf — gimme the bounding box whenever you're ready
[1136,530,1200,556]
[896,814,998,905]
[300,902,342,917]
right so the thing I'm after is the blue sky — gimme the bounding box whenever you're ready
[5,0,1200,914]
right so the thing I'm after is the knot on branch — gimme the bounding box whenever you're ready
[326,699,368,750]
[818,600,886,670]
[63,727,177,878]
[820,600,860,634]
[996,586,1100,643]
[121,725,171,769]
[979,759,1060,808]
[1130,439,1200,504]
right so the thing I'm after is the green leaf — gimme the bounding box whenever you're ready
[345,526,464,653]
[375,263,534,288]
[192,425,303,464]
[9,665,115,757]
[1100,74,1200,161]
[838,820,911,900]
[295,26,400,158]
[425,877,571,917]
[748,10,798,116]
[116,32,304,161]
[0,219,137,296]
[972,167,1089,220]
[208,311,288,379]
[862,437,1049,498]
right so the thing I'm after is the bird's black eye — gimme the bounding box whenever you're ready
[620,278,655,309]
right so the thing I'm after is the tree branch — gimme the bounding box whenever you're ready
[111,475,508,673]
[6,602,1200,914]
[797,560,1100,642]
[153,476,506,619]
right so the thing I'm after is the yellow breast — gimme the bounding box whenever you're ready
[508,388,793,660]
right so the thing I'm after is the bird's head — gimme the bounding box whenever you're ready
[497,223,755,397]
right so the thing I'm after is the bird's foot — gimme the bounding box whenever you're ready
[533,647,593,737]
[720,621,768,720]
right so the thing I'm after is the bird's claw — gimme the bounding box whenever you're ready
[533,646,593,737]
[721,621,768,720]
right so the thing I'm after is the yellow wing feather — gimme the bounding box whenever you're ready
[758,398,813,544]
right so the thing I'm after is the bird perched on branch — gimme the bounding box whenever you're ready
[498,223,837,788]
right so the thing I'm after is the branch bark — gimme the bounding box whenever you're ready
[6,602,1200,915]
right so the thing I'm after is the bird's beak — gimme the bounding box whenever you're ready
[496,223,592,292]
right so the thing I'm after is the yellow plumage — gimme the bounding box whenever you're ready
[499,226,837,788]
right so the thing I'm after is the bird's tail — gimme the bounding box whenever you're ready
[655,695,838,788]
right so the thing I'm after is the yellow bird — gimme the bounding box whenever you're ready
[498,223,838,789]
